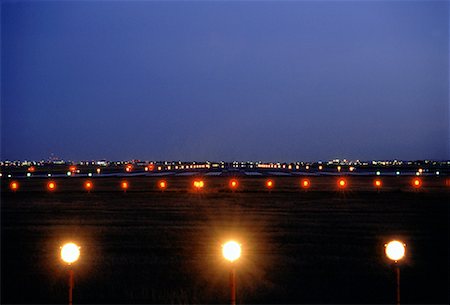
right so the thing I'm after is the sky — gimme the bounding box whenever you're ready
[1,0,449,162]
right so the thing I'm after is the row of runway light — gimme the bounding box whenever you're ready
[59,239,406,305]
[7,177,425,192]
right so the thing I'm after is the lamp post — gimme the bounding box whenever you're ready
[385,240,406,305]
[222,241,241,305]
[61,243,80,305]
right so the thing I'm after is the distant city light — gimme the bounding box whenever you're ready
[385,240,406,262]
[337,166,341,172]
[266,179,274,189]
[69,166,76,172]
[376,171,381,176]
[88,173,92,177]
[27,173,31,177]
[28,166,35,172]
[96,168,101,174]
[8,174,12,178]
[349,166,355,172]
[436,171,440,175]
[396,171,400,175]
[67,171,72,176]
[318,165,323,170]
[48,173,52,177]
[121,181,129,190]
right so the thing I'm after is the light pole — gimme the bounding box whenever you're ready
[61,243,80,305]
[385,240,406,305]
[222,241,241,305]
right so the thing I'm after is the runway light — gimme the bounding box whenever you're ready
[376,171,381,176]
[385,240,406,262]
[48,174,52,177]
[230,179,238,189]
[88,173,92,177]
[412,178,422,188]
[374,179,382,188]
[193,180,204,189]
[121,181,129,190]
[338,178,347,189]
[47,181,56,191]
[61,243,80,264]
[396,171,400,175]
[301,179,310,189]
[10,181,19,191]
[266,179,274,189]
[96,168,101,174]
[159,180,167,189]
[222,241,241,262]
[318,165,323,170]
[27,173,31,177]
[67,171,72,176]
[84,181,93,191]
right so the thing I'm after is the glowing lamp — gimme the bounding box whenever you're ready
[69,166,76,172]
[222,241,241,262]
[61,243,80,264]
[28,166,35,172]
[10,181,19,191]
[318,165,323,170]
[159,180,167,189]
[84,181,93,191]
[193,180,204,189]
[121,181,129,190]
[337,166,341,172]
[301,179,310,188]
[230,179,238,189]
[338,178,347,189]
[266,180,274,189]
[385,240,406,262]
[412,178,421,188]
[47,181,56,191]
[96,168,101,174]
[374,179,382,188]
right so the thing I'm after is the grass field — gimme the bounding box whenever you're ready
[1,177,449,304]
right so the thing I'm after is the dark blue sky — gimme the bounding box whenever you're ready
[2,1,449,161]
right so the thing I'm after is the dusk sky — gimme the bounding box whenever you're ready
[2,0,449,162]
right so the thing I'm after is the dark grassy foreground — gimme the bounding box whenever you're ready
[1,177,449,304]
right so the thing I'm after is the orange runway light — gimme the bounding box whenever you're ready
[412,178,422,188]
[10,181,19,191]
[338,178,347,189]
[301,179,310,189]
[374,179,382,188]
[121,181,129,191]
[266,179,274,189]
[159,180,167,190]
[84,181,93,191]
[230,179,238,189]
[47,181,56,191]
[193,180,205,190]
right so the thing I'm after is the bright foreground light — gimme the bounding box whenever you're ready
[222,241,241,262]
[61,243,80,264]
[385,240,405,261]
